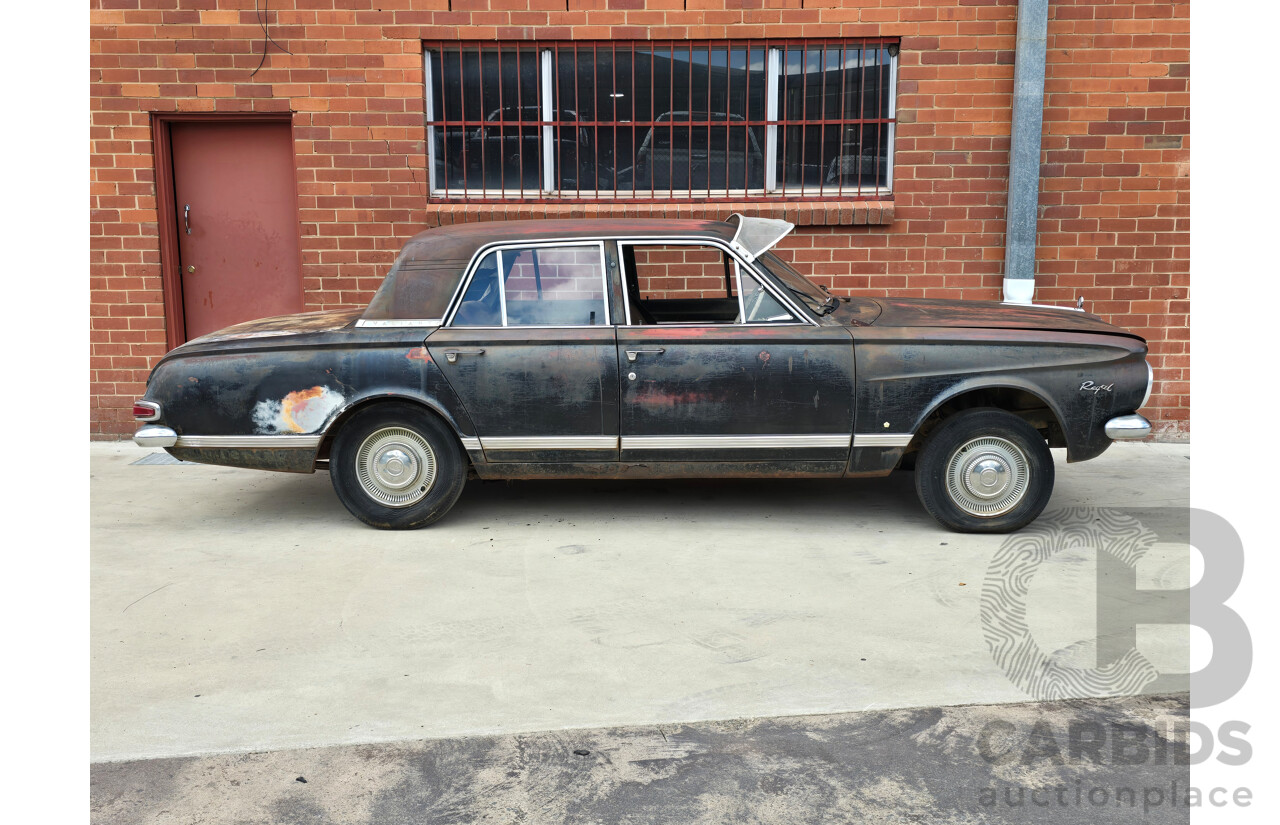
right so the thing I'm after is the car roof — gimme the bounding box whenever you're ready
[396,218,737,265]
[362,216,793,322]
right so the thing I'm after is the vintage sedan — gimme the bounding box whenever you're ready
[132,216,1152,532]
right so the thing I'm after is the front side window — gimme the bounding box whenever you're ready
[426,40,897,201]
[452,244,608,327]
[620,243,798,325]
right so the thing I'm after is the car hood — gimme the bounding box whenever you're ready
[839,297,1141,339]
[176,308,363,350]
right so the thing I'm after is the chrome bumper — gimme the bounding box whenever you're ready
[133,425,178,448]
[1105,413,1151,441]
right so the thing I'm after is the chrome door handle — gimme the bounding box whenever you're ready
[625,348,665,363]
[183,203,191,235]
[443,348,485,364]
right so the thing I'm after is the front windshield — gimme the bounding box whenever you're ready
[755,251,832,315]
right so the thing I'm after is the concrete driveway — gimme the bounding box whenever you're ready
[91,441,1190,763]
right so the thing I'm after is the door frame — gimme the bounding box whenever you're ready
[151,112,301,348]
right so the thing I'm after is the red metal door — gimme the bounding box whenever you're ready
[170,121,303,340]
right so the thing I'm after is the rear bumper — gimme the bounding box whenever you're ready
[1104,413,1151,441]
[133,425,178,448]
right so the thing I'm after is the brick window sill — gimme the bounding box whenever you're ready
[425,200,894,228]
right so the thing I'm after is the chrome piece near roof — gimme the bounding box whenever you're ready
[998,301,1085,312]
[355,318,442,328]
[726,213,795,262]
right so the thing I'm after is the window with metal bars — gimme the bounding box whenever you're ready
[424,40,897,202]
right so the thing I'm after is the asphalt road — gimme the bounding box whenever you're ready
[92,694,1192,824]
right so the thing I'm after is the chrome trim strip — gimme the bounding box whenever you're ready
[133,400,161,422]
[481,436,619,450]
[1140,361,1154,409]
[175,434,324,449]
[459,436,481,450]
[1104,414,1151,441]
[998,301,1085,313]
[354,318,442,328]
[133,425,177,448]
[621,434,851,450]
[852,433,914,448]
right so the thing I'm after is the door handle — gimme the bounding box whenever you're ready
[183,203,191,235]
[443,348,486,364]
[625,348,665,363]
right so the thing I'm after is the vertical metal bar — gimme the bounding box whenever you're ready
[874,44,882,194]
[531,248,543,298]
[857,42,865,199]
[555,43,563,195]
[514,48,523,195]
[687,41,693,197]
[630,43,637,197]
[706,42,712,199]
[589,42,598,200]
[742,43,749,195]
[886,47,897,193]
[542,48,555,195]
[458,46,468,195]
[497,46,506,198]
[773,45,783,196]
[837,44,847,198]
[616,40,622,194]
[667,44,673,197]
[478,46,488,195]
[496,250,509,326]
[820,42,828,196]
[573,45,581,197]
[424,47,437,196]
[764,47,779,193]
[800,45,808,194]
[649,45,655,200]
[727,45,737,198]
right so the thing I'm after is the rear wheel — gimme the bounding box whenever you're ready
[914,408,1054,533]
[330,403,466,529]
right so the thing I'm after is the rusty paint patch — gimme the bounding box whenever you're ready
[758,350,771,366]
[406,347,432,364]
[253,386,345,434]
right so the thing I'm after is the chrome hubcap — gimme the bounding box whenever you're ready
[355,427,436,508]
[945,436,1030,517]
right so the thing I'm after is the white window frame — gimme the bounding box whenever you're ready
[424,44,897,200]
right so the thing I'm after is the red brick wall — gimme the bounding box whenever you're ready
[91,0,1188,439]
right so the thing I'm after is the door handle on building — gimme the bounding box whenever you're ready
[183,203,192,235]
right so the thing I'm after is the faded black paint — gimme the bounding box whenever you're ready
[135,219,1152,484]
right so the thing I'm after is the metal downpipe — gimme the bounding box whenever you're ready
[1002,0,1051,305]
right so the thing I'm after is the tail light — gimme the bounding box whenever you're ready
[133,401,160,421]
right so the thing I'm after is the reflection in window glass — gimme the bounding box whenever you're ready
[502,246,607,327]
[453,251,502,326]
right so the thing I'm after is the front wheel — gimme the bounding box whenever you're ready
[329,403,467,529]
[913,408,1054,533]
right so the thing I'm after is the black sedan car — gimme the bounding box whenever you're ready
[133,216,1152,532]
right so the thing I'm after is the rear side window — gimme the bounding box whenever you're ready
[451,243,608,327]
